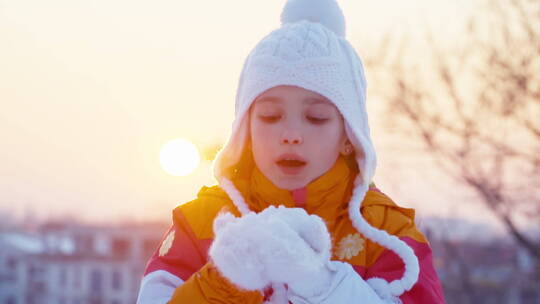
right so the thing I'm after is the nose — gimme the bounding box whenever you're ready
[280,130,303,145]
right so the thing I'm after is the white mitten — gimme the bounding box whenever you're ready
[256,206,334,298]
[258,207,388,304]
[209,206,339,299]
[208,211,272,290]
[287,261,387,304]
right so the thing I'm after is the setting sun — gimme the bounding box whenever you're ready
[159,138,200,177]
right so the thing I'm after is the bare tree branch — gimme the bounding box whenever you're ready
[373,0,540,261]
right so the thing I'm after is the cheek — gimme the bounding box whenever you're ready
[250,121,279,146]
[311,125,344,169]
[249,119,280,166]
[306,122,343,147]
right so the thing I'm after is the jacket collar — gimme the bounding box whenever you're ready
[233,155,357,229]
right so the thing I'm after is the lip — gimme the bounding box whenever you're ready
[276,153,307,163]
[275,153,307,175]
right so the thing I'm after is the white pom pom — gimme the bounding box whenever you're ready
[280,0,346,37]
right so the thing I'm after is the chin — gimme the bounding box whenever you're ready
[273,175,309,190]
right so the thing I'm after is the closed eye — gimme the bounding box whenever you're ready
[307,116,328,124]
[258,115,281,123]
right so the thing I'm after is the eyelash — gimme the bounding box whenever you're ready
[258,115,328,124]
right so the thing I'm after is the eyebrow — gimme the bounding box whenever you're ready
[256,96,330,105]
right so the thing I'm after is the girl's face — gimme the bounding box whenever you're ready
[249,85,349,190]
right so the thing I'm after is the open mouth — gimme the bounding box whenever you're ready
[276,154,307,175]
[276,159,306,167]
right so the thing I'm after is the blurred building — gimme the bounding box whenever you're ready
[1,216,539,304]
[425,228,540,304]
[0,221,168,304]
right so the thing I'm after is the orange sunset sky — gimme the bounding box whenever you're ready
[1,0,502,232]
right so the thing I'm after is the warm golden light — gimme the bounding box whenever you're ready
[159,138,200,177]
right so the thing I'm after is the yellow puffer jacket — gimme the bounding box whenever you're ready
[138,156,445,303]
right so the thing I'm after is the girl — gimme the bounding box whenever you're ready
[137,0,445,303]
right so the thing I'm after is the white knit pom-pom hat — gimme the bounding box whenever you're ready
[211,0,419,299]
